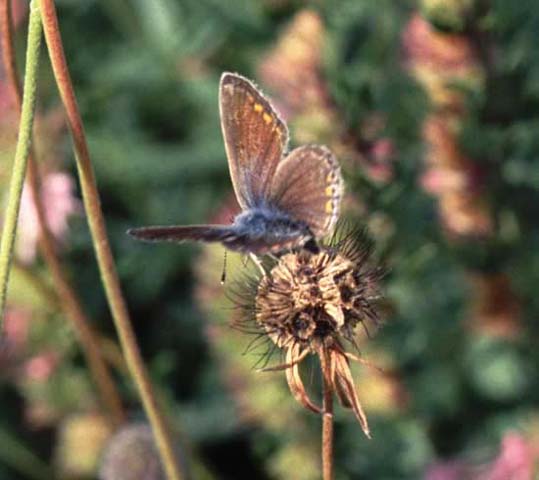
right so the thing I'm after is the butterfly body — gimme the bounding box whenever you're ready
[128,72,343,256]
[128,207,312,254]
[228,206,313,253]
[233,207,309,241]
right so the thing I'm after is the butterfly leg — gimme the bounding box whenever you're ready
[249,253,266,276]
[220,250,228,285]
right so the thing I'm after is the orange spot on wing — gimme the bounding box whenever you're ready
[325,200,334,213]
[254,103,263,112]
[263,113,272,124]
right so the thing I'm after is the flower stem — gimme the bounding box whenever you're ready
[37,1,183,478]
[320,349,334,480]
[0,0,42,326]
[0,0,125,428]
[0,426,54,480]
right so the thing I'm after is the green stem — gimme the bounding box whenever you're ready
[0,0,125,428]
[0,0,42,327]
[38,1,184,478]
[0,426,54,480]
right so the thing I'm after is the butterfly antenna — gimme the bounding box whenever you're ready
[220,250,228,285]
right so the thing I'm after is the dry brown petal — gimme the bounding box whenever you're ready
[324,303,344,328]
[285,344,321,414]
[332,350,371,438]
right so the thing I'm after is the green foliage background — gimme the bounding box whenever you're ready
[1,0,539,479]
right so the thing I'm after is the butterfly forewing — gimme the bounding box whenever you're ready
[127,225,294,254]
[220,73,289,209]
[269,145,343,238]
[127,225,230,243]
[129,74,344,256]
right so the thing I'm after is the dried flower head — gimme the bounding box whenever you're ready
[99,423,165,480]
[235,226,384,437]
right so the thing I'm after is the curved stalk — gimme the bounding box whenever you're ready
[38,1,183,478]
[0,0,42,325]
[0,0,125,427]
[0,426,54,480]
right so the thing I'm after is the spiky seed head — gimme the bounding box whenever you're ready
[255,229,382,351]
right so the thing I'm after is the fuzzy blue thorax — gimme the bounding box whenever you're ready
[232,207,311,240]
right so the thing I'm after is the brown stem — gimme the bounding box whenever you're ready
[0,0,124,427]
[319,348,334,480]
[37,1,183,478]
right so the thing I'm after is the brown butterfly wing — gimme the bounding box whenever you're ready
[127,225,232,243]
[127,225,291,253]
[269,145,343,238]
[220,72,289,209]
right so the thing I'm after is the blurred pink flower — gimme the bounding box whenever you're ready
[425,460,469,480]
[425,432,539,480]
[420,168,469,194]
[365,138,396,183]
[23,351,59,381]
[402,13,477,72]
[371,138,395,161]
[16,172,81,263]
[3,307,30,349]
[258,9,328,115]
[478,433,539,480]
[0,308,31,367]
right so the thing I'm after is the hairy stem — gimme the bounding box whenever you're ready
[0,0,125,427]
[38,1,183,478]
[320,349,334,480]
[0,0,42,325]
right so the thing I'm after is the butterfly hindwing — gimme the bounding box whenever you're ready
[269,145,343,238]
[129,74,343,256]
[220,72,288,209]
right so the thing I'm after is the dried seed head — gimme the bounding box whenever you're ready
[254,229,382,351]
[99,423,164,480]
[99,423,186,480]
[232,226,384,437]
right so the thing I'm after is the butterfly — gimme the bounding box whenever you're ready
[127,72,343,255]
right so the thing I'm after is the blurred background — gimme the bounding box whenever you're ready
[1,0,539,478]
